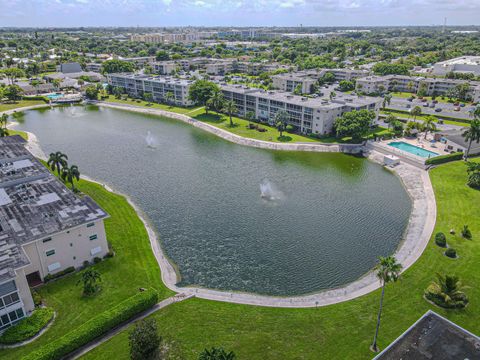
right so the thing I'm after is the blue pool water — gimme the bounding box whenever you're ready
[388,141,438,158]
[46,93,63,100]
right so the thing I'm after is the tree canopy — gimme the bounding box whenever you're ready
[334,109,376,140]
[101,59,135,74]
[188,80,220,106]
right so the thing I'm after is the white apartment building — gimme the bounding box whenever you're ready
[273,69,370,94]
[433,56,480,76]
[0,136,109,332]
[130,32,216,44]
[356,75,480,102]
[221,84,382,135]
[107,73,194,106]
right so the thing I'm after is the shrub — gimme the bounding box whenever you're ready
[93,257,102,264]
[461,225,472,239]
[0,308,54,344]
[129,318,161,360]
[31,289,43,307]
[82,260,90,268]
[424,274,468,309]
[199,347,237,360]
[22,289,159,360]
[22,95,50,103]
[445,248,457,258]
[435,232,447,247]
[425,152,463,165]
[43,266,75,283]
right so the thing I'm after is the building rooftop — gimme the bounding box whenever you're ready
[0,136,108,282]
[436,56,480,66]
[374,310,480,360]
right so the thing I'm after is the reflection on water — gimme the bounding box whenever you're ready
[13,105,412,296]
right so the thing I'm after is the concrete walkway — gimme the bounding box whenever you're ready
[14,103,437,309]
[67,294,193,360]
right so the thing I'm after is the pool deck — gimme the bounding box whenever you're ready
[17,103,437,308]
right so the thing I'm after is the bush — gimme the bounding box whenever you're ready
[31,289,43,307]
[0,308,54,345]
[22,95,50,103]
[435,232,447,247]
[445,248,457,258]
[43,266,75,283]
[22,289,159,360]
[83,260,90,268]
[93,257,102,264]
[425,152,463,165]
[103,250,114,259]
[461,225,472,239]
[129,319,161,360]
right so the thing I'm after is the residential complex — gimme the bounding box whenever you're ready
[272,69,369,94]
[107,73,381,135]
[356,74,480,102]
[0,136,109,332]
[107,73,195,106]
[130,32,216,44]
[432,56,480,76]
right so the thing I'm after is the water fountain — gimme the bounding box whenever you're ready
[145,131,157,148]
[260,179,282,200]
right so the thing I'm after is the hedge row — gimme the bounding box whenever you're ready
[425,152,463,165]
[43,266,75,283]
[22,95,50,103]
[383,108,471,124]
[22,289,159,360]
[0,308,54,345]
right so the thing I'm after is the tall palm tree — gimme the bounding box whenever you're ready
[411,106,422,123]
[164,91,175,105]
[61,165,80,191]
[382,94,392,110]
[47,151,68,176]
[371,256,402,352]
[0,128,9,137]
[422,115,437,139]
[275,110,289,137]
[222,100,237,127]
[462,118,480,160]
[245,111,256,126]
[209,91,224,114]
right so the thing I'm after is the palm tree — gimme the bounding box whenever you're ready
[371,256,402,352]
[1,113,8,130]
[199,347,236,360]
[385,114,397,130]
[209,91,224,114]
[274,110,289,138]
[411,106,422,123]
[245,111,255,127]
[61,165,80,191]
[222,100,237,127]
[47,151,68,176]
[382,94,392,110]
[407,81,414,93]
[425,273,468,308]
[462,118,480,160]
[52,78,62,91]
[0,128,9,137]
[77,268,102,296]
[329,91,336,100]
[164,91,175,105]
[30,79,41,95]
[422,115,437,139]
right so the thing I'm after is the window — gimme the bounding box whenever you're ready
[90,246,102,256]
[89,234,98,241]
[48,262,61,272]
[87,222,95,228]
[45,249,55,257]
[2,292,19,307]
[42,237,52,243]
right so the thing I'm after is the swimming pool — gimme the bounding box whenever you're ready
[46,93,63,100]
[388,141,439,158]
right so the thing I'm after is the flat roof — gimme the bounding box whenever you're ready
[0,136,108,282]
[374,310,480,360]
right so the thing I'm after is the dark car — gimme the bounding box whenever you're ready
[435,108,442,112]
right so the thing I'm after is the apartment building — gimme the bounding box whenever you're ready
[273,69,370,94]
[433,56,480,76]
[85,63,102,72]
[107,73,194,106]
[130,32,216,44]
[221,84,381,135]
[356,75,480,102]
[0,136,109,332]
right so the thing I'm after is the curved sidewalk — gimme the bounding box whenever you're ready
[18,104,437,308]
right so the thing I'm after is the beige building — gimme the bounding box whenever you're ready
[0,136,109,332]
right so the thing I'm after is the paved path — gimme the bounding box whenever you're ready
[15,102,437,309]
[67,294,193,360]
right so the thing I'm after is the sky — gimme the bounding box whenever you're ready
[0,0,479,28]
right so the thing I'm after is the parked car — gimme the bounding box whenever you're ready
[454,102,460,106]
[406,104,411,108]
[423,102,429,107]
[429,103,435,108]
[454,107,460,111]
[432,100,438,104]
[407,98,413,102]
[435,108,442,112]
[460,103,466,107]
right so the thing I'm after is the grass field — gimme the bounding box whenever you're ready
[80,159,480,360]
[390,92,471,105]
[102,95,197,115]
[381,109,469,127]
[2,177,174,360]
[0,100,47,112]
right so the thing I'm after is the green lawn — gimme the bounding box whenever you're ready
[390,92,471,105]
[8,130,28,140]
[80,159,480,360]
[0,100,47,112]
[3,178,173,360]
[102,95,197,115]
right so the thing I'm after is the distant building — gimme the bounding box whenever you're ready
[59,62,82,74]
[130,32,215,44]
[433,56,480,76]
[0,136,109,332]
[373,310,480,360]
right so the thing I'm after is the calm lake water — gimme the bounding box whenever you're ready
[13,105,411,296]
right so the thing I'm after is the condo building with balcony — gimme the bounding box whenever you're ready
[0,136,109,332]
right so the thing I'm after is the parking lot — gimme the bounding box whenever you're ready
[389,97,476,120]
